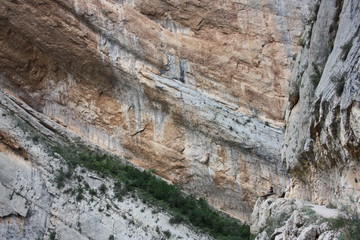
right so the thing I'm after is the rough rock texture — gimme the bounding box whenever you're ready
[251,197,342,240]
[0,0,315,220]
[282,0,360,210]
[0,89,213,240]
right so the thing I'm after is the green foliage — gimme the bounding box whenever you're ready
[163,230,172,239]
[328,215,360,240]
[99,184,107,194]
[55,167,73,189]
[63,188,73,194]
[108,234,115,240]
[169,212,185,224]
[301,206,316,216]
[83,182,90,189]
[89,189,97,196]
[297,38,305,47]
[49,231,56,240]
[310,63,322,87]
[263,212,292,236]
[51,143,251,240]
[341,40,353,61]
[76,187,84,202]
[32,135,41,143]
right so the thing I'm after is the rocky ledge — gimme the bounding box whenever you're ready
[251,196,359,240]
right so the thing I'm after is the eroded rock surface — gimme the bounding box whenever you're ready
[282,0,360,210]
[251,197,342,240]
[0,0,315,220]
[0,89,213,240]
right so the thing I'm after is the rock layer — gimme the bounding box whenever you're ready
[0,89,213,240]
[250,197,343,240]
[0,0,315,220]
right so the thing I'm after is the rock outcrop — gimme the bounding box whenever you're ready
[1,0,359,238]
[0,88,213,240]
[0,0,316,220]
[282,0,360,210]
[250,197,344,240]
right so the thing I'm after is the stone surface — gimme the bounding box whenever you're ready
[0,0,316,220]
[282,0,360,211]
[0,90,213,240]
[297,225,318,240]
[1,0,359,239]
[251,197,342,240]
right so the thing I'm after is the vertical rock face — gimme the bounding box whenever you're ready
[0,0,314,220]
[283,0,360,210]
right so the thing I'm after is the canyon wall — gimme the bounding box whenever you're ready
[0,89,214,240]
[0,0,315,221]
[282,0,360,211]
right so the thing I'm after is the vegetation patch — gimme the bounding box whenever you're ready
[327,214,360,240]
[163,230,172,239]
[75,186,84,202]
[310,63,323,87]
[263,212,292,237]
[99,183,107,194]
[330,74,346,96]
[50,142,251,240]
[340,40,353,61]
[297,38,305,47]
[49,230,56,240]
[13,114,250,239]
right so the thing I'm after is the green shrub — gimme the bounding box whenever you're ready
[76,187,84,201]
[328,214,360,240]
[89,189,97,196]
[49,231,56,240]
[263,212,292,236]
[310,63,322,87]
[169,213,185,224]
[99,184,107,194]
[297,38,305,47]
[32,135,41,143]
[63,188,73,194]
[341,40,353,61]
[51,143,251,240]
[163,230,171,239]
[55,167,73,189]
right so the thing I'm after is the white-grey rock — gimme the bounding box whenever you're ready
[251,198,344,240]
[0,182,28,218]
[282,0,360,210]
[0,92,213,240]
[297,225,318,240]
[318,230,339,240]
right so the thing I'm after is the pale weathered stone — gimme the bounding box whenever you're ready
[251,198,343,240]
[0,0,316,221]
[0,93,213,240]
[0,0,359,239]
[297,225,318,240]
[282,0,360,210]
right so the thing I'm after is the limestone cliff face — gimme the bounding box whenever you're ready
[283,0,360,211]
[0,0,314,221]
[0,89,213,240]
